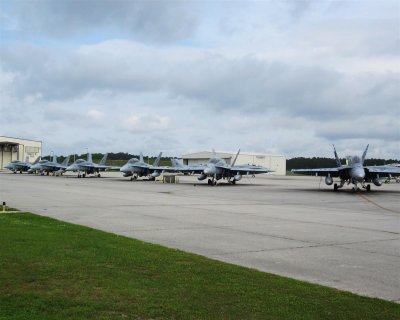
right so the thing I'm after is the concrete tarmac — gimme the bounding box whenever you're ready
[1,171,399,301]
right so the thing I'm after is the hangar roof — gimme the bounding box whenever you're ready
[182,151,284,159]
[0,136,42,145]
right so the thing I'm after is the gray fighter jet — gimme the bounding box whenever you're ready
[4,156,40,173]
[30,156,70,175]
[291,145,400,192]
[120,152,166,180]
[66,153,117,178]
[170,149,273,185]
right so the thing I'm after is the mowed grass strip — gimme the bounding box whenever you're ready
[0,213,398,320]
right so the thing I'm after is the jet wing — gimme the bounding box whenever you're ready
[365,166,400,176]
[292,168,341,177]
[165,165,205,174]
[95,165,120,171]
[79,164,95,169]
[222,165,273,175]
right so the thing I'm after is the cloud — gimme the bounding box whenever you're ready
[122,114,171,133]
[87,109,105,121]
[0,1,398,159]
[6,0,199,43]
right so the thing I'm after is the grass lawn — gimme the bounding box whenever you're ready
[0,213,398,320]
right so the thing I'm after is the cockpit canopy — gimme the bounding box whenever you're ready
[346,155,361,165]
[75,159,86,164]
[128,158,139,164]
[208,157,226,166]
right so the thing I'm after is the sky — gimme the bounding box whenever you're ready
[0,0,399,159]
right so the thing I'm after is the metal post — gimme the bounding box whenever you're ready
[2,201,6,213]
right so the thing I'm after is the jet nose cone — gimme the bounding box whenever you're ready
[352,167,365,182]
[66,165,74,171]
[120,165,128,172]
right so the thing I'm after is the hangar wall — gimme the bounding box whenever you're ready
[0,136,42,170]
[182,151,286,175]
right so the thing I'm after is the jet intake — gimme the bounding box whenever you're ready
[151,172,160,178]
[198,173,207,181]
[372,178,382,186]
[325,176,333,185]
[234,174,242,181]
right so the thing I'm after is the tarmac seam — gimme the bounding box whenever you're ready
[214,237,400,257]
[356,193,400,214]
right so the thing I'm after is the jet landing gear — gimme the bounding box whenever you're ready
[130,175,138,181]
[207,178,217,186]
[362,184,371,192]
[333,180,345,191]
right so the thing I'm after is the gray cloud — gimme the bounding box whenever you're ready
[8,0,198,43]
[1,1,399,159]
[1,41,398,124]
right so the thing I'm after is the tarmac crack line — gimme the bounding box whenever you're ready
[356,193,400,214]
[212,237,400,258]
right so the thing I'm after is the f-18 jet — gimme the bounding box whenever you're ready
[66,153,117,178]
[170,150,273,185]
[30,156,70,175]
[291,145,400,192]
[120,152,166,180]
[4,156,40,173]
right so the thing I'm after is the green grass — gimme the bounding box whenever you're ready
[0,213,398,320]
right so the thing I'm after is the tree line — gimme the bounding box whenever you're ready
[42,153,399,169]
[287,157,399,170]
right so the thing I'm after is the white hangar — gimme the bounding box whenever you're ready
[181,151,286,175]
[0,136,42,170]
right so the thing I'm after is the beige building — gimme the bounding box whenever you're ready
[182,151,286,175]
[0,136,42,170]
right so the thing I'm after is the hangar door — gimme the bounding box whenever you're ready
[1,145,12,170]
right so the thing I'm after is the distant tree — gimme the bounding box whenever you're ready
[287,157,399,170]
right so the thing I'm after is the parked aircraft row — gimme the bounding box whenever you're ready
[3,146,400,191]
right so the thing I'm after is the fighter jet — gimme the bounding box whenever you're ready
[170,150,273,185]
[120,152,166,180]
[66,153,117,178]
[4,156,40,173]
[30,156,70,175]
[291,145,400,192]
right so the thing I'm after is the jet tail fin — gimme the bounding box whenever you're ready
[32,156,40,164]
[333,144,341,167]
[140,152,144,163]
[52,155,57,163]
[153,152,162,166]
[170,158,182,167]
[99,153,108,166]
[25,156,29,163]
[61,156,70,166]
[88,153,93,163]
[212,149,216,157]
[231,149,240,166]
[361,144,369,165]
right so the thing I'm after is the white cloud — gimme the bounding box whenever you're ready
[122,114,171,133]
[87,109,105,121]
[0,0,399,159]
